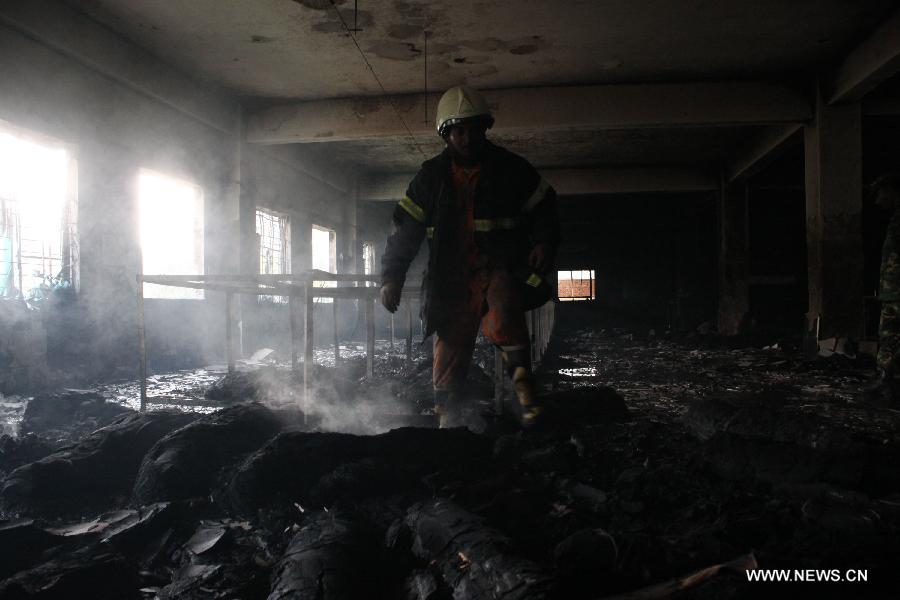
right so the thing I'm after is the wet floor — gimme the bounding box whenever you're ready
[2,330,887,436]
[3,328,900,597]
[1,339,434,435]
[544,328,890,426]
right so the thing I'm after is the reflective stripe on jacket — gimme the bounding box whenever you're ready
[381,142,560,338]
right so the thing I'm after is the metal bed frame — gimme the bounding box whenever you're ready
[136,270,420,414]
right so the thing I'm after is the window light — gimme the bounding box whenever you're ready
[558,269,596,302]
[138,170,204,299]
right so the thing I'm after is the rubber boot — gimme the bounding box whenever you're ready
[511,366,542,428]
[863,368,900,406]
[434,390,462,429]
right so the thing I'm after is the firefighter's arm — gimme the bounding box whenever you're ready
[528,242,553,273]
[380,180,428,309]
[521,170,561,271]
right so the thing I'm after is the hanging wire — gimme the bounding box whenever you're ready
[328,0,428,159]
[424,30,428,126]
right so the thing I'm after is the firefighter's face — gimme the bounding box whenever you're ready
[446,121,488,159]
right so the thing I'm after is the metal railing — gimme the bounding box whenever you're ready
[136,271,421,417]
[137,271,556,419]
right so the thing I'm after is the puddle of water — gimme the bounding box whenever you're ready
[0,395,28,437]
[559,367,599,377]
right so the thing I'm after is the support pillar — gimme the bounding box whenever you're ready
[804,82,863,342]
[717,181,749,335]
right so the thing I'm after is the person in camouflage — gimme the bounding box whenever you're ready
[868,172,900,402]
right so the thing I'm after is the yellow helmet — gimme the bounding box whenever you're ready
[435,86,494,137]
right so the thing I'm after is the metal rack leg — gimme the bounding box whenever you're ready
[225,292,235,374]
[290,294,299,371]
[137,277,147,412]
[304,286,314,422]
[333,299,340,365]
[366,297,375,379]
[405,297,413,363]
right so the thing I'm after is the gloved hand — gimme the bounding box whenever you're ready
[380,282,401,313]
[528,243,553,273]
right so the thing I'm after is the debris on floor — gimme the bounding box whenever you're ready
[0,329,897,598]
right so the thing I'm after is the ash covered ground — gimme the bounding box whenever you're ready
[0,326,898,599]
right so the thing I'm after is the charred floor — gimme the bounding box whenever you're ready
[4,1,900,599]
[1,320,899,599]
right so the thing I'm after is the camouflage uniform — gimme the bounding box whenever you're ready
[878,209,900,373]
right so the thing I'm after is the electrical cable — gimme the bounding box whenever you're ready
[328,0,428,160]
[424,30,428,126]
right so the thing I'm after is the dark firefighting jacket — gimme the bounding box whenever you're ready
[381,142,560,338]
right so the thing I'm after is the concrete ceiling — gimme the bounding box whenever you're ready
[292,126,767,173]
[59,0,900,190]
[63,0,895,100]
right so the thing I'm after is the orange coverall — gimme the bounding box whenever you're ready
[432,162,531,392]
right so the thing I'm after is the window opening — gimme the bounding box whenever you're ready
[0,123,74,305]
[311,225,336,303]
[138,170,204,299]
[362,241,376,287]
[256,208,291,303]
[558,269,596,301]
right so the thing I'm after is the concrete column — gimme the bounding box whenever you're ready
[238,149,259,277]
[803,82,863,341]
[718,182,750,334]
[219,119,243,357]
[77,143,141,369]
[348,178,359,274]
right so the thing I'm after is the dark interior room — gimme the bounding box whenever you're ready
[0,1,899,598]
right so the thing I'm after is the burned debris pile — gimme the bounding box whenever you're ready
[134,403,281,505]
[0,330,898,598]
[20,390,133,448]
[3,410,198,518]
[684,393,900,493]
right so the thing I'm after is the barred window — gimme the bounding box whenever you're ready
[312,225,336,303]
[0,122,76,304]
[558,270,595,301]
[256,208,290,303]
[362,241,376,287]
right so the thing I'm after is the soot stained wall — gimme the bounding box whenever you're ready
[0,22,238,387]
[238,145,356,357]
[555,194,718,332]
[360,195,719,335]
[0,19,352,390]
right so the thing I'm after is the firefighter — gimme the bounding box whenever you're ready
[866,172,900,404]
[380,86,560,428]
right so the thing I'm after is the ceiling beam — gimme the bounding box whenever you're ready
[362,173,413,201]
[726,123,803,182]
[545,167,718,195]
[246,82,811,144]
[828,9,900,104]
[361,167,718,200]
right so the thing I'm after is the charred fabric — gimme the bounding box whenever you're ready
[0,326,899,599]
